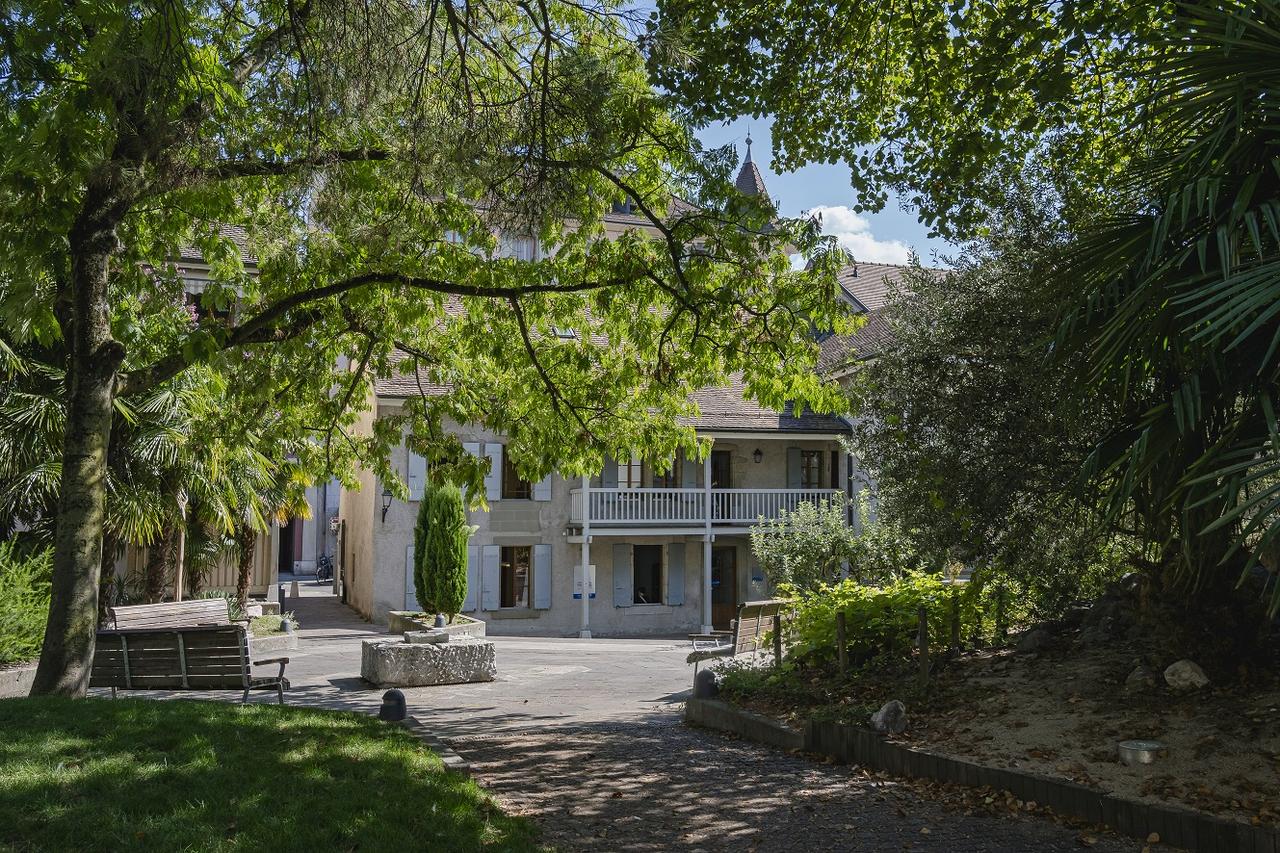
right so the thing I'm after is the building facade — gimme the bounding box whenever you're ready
[339,379,851,636]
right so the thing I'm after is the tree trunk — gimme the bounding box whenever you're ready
[235,526,257,610]
[144,526,179,603]
[30,182,128,697]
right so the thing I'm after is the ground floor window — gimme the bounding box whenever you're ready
[500,545,531,608]
[632,544,663,604]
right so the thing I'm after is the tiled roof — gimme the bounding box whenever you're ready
[178,224,257,264]
[817,310,892,376]
[835,260,930,312]
[375,365,847,434]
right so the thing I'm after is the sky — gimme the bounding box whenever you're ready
[697,117,957,268]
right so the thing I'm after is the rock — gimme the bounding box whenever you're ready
[404,629,450,644]
[1016,628,1053,654]
[1163,659,1210,691]
[1124,665,1159,694]
[361,636,496,686]
[693,668,719,699]
[870,700,907,734]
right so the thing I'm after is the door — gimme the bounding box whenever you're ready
[711,546,738,629]
[710,450,732,520]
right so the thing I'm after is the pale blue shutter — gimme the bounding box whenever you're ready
[462,545,479,612]
[786,447,803,489]
[484,444,503,500]
[666,543,685,606]
[532,544,552,609]
[407,451,427,500]
[532,473,552,501]
[404,545,417,611]
[612,544,632,607]
[481,545,501,610]
[600,456,618,488]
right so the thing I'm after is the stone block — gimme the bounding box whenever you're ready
[405,630,449,644]
[361,637,497,687]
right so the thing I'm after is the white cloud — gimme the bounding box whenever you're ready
[810,205,912,265]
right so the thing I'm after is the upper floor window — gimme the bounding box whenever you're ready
[502,453,532,500]
[800,450,825,489]
[617,456,643,489]
[651,456,682,488]
[502,234,538,262]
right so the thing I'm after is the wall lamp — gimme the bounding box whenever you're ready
[752,448,763,464]
[381,487,393,523]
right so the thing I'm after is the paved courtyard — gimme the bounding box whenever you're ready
[120,580,1136,851]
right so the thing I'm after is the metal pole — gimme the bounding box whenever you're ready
[579,475,591,638]
[701,448,713,633]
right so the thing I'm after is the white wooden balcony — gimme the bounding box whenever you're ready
[569,487,841,527]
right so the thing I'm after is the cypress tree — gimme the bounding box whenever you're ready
[415,482,472,619]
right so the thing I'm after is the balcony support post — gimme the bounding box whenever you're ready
[579,475,592,638]
[702,448,713,633]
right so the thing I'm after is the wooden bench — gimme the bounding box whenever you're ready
[108,598,246,630]
[90,625,290,704]
[687,598,792,675]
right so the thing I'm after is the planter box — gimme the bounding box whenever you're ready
[248,633,299,655]
[0,663,37,699]
[387,611,486,639]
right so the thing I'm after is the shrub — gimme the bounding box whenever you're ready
[414,483,475,618]
[750,495,860,590]
[0,543,52,665]
[784,572,1018,670]
[195,589,245,621]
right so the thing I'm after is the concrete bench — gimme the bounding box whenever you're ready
[109,598,245,630]
[687,598,792,675]
[90,625,289,704]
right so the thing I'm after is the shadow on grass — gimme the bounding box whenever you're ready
[0,697,541,853]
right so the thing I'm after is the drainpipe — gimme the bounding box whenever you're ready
[579,474,591,638]
[702,448,713,633]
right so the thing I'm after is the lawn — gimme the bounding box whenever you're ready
[0,697,542,852]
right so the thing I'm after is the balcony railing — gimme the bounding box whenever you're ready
[569,487,841,526]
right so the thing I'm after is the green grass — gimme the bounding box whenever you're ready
[0,697,542,852]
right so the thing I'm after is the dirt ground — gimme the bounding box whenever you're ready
[736,635,1280,831]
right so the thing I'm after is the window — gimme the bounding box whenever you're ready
[632,545,663,605]
[503,234,537,261]
[800,450,825,489]
[617,456,642,489]
[651,456,682,488]
[502,453,531,499]
[500,546,531,608]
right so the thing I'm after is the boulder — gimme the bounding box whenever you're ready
[361,636,496,687]
[1124,664,1159,694]
[1016,628,1053,654]
[1163,659,1210,691]
[870,700,907,734]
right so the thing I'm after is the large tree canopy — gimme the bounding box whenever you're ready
[1,0,849,695]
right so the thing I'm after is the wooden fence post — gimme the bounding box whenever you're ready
[773,612,783,671]
[994,584,1008,643]
[917,605,930,690]
[949,590,961,654]
[836,611,848,676]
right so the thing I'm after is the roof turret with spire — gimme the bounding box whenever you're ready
[734,132,771,204]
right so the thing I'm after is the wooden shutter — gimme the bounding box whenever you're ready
[786,447,803,489]
[484,444,503,500]
[666,543,685,606]
[462,441,481,457]
[612,543,632,607]
[404,545,417,611]
[532,544,552,609]
[532,473,552,501]
[600,455,618,488]
[480,545,501,610]
[462,545,479,612]
[407,451,427,501]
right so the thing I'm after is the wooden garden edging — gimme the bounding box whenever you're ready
[686,699,1278,853]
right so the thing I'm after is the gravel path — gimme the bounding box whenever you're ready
[451,720,1139,852]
